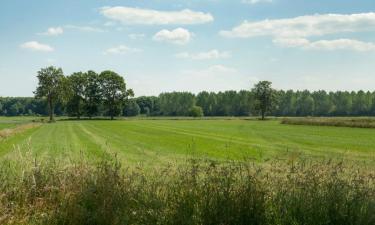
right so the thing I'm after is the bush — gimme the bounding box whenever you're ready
[189,106,204,117]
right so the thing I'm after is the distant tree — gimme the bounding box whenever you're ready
[123,99,140,117]
[189,106,204,117]
[66,72,86,119]
[99,70,133,120]
[312,90,331,116]
[296,90,315,116]
[34,66,66,122]
[159,92,195,116]
[252,81,277,120]
[331,91,352,116]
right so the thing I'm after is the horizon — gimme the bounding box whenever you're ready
[1,0,375,97]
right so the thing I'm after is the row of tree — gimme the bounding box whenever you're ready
[1,67,375,119]
[32,67,133,121]
[2,87,375,118]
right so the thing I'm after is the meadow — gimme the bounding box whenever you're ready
[0,117,374,164]
[0,117,374,224]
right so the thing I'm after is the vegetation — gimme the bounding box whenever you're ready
[252,81,277,120]
[0,153,373,225]
[1,119,375,163]
[3,78,375,119]
[282,117,375,128]
[34,67,67,122]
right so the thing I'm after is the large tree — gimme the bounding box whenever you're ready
[99,70,133,120]
[84,71,102,119]
[252,81,277,120]
[34,66,65,122]
[66,72,86,119]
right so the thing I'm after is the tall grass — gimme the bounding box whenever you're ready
[281,117,375,128]
[0,152,374,225]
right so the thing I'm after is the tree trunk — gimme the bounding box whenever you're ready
[261,110,265,120]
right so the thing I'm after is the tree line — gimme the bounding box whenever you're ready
[1,67,375,119]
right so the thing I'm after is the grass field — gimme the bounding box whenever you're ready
[0,117,374,164]
[1,117,374,224]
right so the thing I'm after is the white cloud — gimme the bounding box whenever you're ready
[38,27,63,36]
[274,38,375,51]
[100,6,213,25]
[242,0,273,4]
[20,41,54,52]
[65,25,105,32]
[220,12,375,38]
[176,49,231,60]
[221,12,375,51]
[104,45,142,55]
[128,33,145,40]
[153,28,193,45]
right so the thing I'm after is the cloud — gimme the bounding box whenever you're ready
[242,0,273,4]
[220,12,375,51]
[153,28,193,45]
[20,41,54,52]
[65,25,105,32]
[273,38,375,51]
[175,49,231,60]
[220,12,375,38]
[38,27,63,36]
[128,33,145,40]
[104,45,142,55]
[100,6,213,25]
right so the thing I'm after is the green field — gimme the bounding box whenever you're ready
[1,117,374,164]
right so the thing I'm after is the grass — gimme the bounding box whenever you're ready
[0,153,374,225]
[0,117,374,164]
[0,117,374,224]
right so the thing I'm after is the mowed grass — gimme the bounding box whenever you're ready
[0,118,374,164]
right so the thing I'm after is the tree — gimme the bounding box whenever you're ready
[34,66,65,122]
[66,72,86,119]
[123,99,140,117]
[189,106,204,117]
[252,81,277,120]
[296,90,315,116]
[312,90,331,116]
[99,71,133,120]
[83,71,101,119]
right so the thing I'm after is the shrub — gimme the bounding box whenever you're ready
[189,106,204,117]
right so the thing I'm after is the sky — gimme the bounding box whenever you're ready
[1,0,375,97]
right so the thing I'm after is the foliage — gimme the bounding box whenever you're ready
[189,106,204,117]
[33,66,66,121]
[252,81,277,120]
[123,99,140,117]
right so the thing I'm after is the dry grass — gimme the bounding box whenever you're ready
[0,123,41,140]
[281,117,375,128]
[0,150,374,225]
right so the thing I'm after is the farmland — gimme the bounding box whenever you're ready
[0,117,374,224]
[0,117,374,164]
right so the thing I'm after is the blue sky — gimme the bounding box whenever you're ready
[1,0,375,97]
